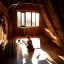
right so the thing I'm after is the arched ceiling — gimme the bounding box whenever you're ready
[2,0,44,9]
[1,0,64,28]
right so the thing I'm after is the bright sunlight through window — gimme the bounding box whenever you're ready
[17,12,39,27]
[26,12,31,26]
[17,12,21,27]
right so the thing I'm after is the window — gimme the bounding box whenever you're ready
[17,12,39,27]
[26,12,31,27]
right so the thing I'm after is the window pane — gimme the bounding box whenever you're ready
[21,13,25,26]
[32,12,35,26]
[26,12,31,27]
[36,13,39,26]
[17,12,21,27]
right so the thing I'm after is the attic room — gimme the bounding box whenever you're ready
[0,0,64,64]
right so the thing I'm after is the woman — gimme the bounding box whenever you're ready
[26,35,34,52]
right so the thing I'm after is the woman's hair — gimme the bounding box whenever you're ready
[26,35,30,39]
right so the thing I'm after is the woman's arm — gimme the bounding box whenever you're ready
[22,40,28,45]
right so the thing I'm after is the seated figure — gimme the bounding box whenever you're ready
[26,35,34,52]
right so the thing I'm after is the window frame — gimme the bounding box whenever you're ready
[17,11,39,28]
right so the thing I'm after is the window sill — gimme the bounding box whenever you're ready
[17,26,39,28]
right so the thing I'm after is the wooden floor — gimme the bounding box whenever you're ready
[4,46,53,64]
[1,36,64,64]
